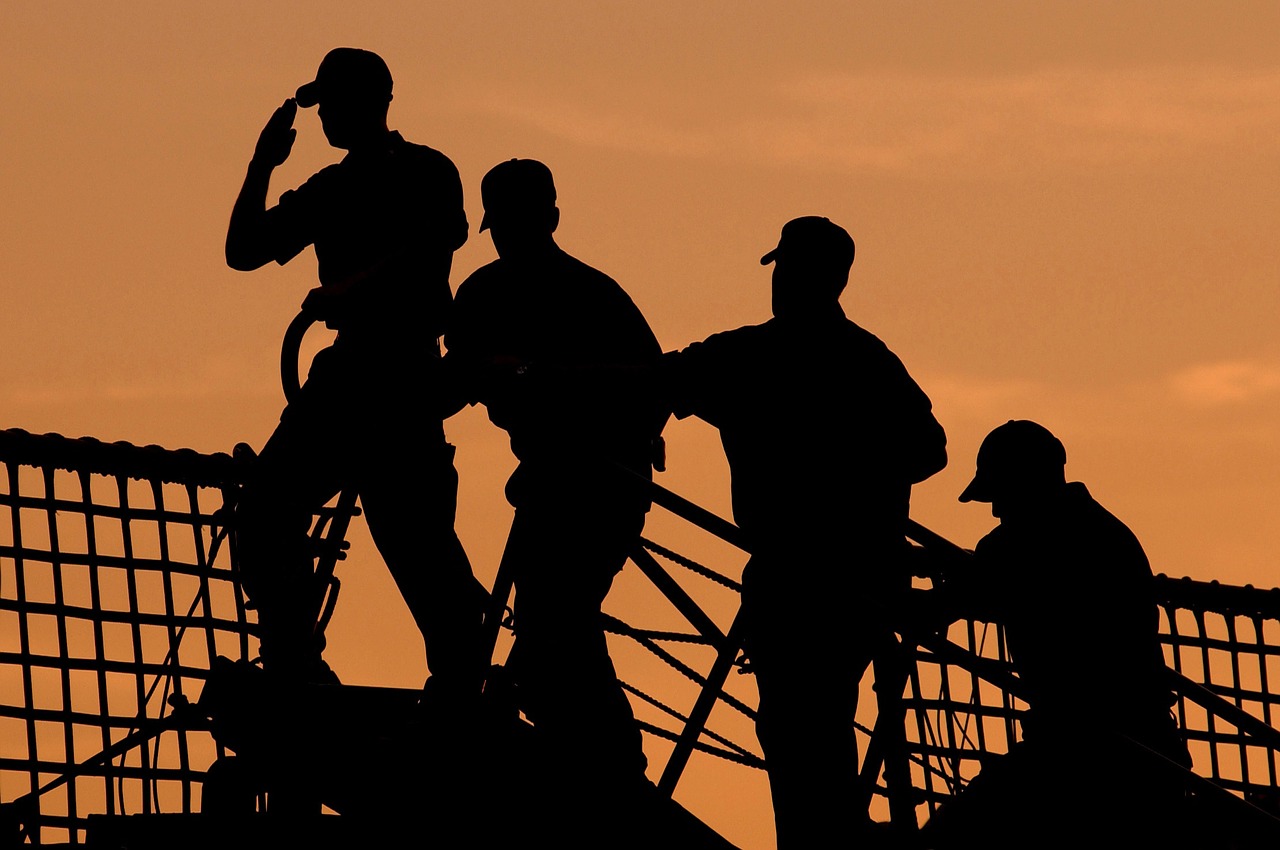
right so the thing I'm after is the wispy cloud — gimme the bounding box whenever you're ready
[778,66,1280,163]
[1,356,278,408]
[4,380,277,408]
[920,373,1050,423]
[1169,359,1280,406]
[466,66,1280,175]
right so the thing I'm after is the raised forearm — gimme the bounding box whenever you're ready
[225,159,277,271]
[225,98,297,271]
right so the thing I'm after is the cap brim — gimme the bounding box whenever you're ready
[760,248,778,266]
[295,81,322,108]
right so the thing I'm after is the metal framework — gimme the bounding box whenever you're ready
[0,429,356,846]
[3,425,1280,845]
[0,429,249,844]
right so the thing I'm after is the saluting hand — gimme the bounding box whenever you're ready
[252,98,297,168]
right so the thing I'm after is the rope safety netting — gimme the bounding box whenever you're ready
[4,426,1280,844]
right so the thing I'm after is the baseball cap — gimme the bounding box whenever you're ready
[479,159,557,231]
[295,48,393,108]
[760,216,856,270]
[959,420,1067,503]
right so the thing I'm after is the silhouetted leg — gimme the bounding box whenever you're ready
[506,500,647,780]
[500,494,649,849]
[743,543,900,850]
[751,611,872,849]
[232,366,360,818]
[1112,717,1193,845]
[235,374,346,680]
[873,638,918,835]
[358,439,487,693]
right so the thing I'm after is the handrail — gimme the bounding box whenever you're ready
[1114,730,1280,839]
[0,427,239,487]
[615,462,1280,833]
[275,311,357,642]
[10,406,1280,842]
[0,704,206,840]
[279,310,315,406]
[909,627,1280,836]
[1166,668,1280,755]
[610,463,751,553]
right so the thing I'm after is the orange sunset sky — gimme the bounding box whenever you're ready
[2,3,1278,847]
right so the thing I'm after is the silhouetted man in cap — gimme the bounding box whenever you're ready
[658,216,948,849]
[923,420,1189,848]
[443,159,665,831]
[224,48,486,691]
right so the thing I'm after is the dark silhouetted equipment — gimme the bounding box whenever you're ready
[3,328,1280,848]
[4,425,1280,847]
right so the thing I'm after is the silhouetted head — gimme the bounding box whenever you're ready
[295,48,393,150]
[480,159,561,260]
[761,216,855,319]
[960,420,1068,519]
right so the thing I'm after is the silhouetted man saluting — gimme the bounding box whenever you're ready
[659,217,947,849]
[923,420,1189,848]
[444,159,664,833]
[224,48,485,692]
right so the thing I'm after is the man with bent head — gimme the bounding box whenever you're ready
[224,48,486,694]
[921,420,1189,848]
[444,159,665,835]
[659,217,947,849]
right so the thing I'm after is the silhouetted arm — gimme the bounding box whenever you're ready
[904,408,948,485]
[436,352,475,420]
[225,99,297,271]
[433,156,468,259]
[439,270,510,419]
[874,346,948,485]
[923,533,1009,628]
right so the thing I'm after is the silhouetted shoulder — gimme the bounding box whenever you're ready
[687,321,774,354]
[554,252,651,318]
[452,252,621,306]
[447,250,659,369]
[1079,491,1149,552]
[661,310,945,531]
[272,132,466,266]
[555,252,662,368]
[968,483,1155,625]
[986,485,1150,570]
[453,258,505,296]
[662,314,935,426]
[834,318,928,378]
[397,138,459,167]
[380,135,468,252]
[267,162,346,263]
[444,259,505,354]
[1070,488,1155,595]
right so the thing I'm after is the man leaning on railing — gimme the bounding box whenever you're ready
[919,420,1192,849]
[656,216,948,850]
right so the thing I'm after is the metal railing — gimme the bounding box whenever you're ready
[5,379,1280,844]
